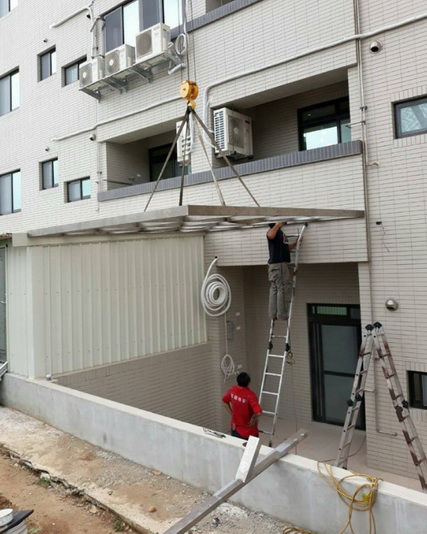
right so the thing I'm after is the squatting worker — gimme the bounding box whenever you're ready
[267,222,297,321]
[222,372,262,440]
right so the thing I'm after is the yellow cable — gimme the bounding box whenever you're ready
[317,462,381,534]
[283,527,313,534]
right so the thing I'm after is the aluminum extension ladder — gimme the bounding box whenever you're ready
[259,224,307,446]
[336,322,427,492]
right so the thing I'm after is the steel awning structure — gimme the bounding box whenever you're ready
[26,205,364,238]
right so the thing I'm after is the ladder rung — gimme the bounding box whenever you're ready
[265,372,282,377]
[271,334,286,339]
[262,391,279,396]
[262,410,275,416]
[268,354,285,359]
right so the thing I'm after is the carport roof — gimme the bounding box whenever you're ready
[27,205,364,238]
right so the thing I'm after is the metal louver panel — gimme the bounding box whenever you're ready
[228,116,245,149]
[214,110,226,150]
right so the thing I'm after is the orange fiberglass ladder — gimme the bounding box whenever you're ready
[335,322,427,492]
[258,224,307,446]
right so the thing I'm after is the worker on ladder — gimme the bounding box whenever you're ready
[267,223,298,321]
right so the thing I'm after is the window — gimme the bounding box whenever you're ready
[41,159,59,189]
[63,57,87,86]
[298,98,350,151]
[149,144,187,181]
[408,371,427,409]
[395,97,427,138]
[0,170,21,215]
[39,48,56,81]
[0,0,18,18]
[0,70,19,116]
[104,0,181,53]
[67,178,90,202]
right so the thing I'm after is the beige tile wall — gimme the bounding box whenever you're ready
[57,343,218,428]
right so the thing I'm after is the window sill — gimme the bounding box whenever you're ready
[99,140,362,203]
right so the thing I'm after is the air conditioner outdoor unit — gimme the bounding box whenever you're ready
[79,57,105,89]
[213,108,253,158]
[135,23,170,66]
[176,120,192,165]
[105,44,135,77]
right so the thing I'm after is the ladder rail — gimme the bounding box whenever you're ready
[259,224,307,446]
[335,326,374,468]
[372,323,427,492]
[336,321,427,493]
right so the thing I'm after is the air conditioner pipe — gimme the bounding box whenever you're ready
[49,0,94,29]
[202,9,427,130]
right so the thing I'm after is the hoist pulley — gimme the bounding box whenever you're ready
[180,80,199,108]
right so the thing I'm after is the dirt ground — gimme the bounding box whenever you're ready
[0,448,136,534]
[0,407,293,534]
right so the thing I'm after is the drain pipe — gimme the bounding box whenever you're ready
[202,10,427,129]
[353,0,397,438]
[49,0,95,29]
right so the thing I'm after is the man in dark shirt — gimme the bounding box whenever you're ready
[267,222,297,321]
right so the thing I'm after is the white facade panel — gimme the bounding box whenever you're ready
[7,236,206,377]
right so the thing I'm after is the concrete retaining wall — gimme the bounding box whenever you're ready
[1,374,426,534]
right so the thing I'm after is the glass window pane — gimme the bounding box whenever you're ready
[321,324,359,374]
[12,171,21,211]
[123,0,140,46]
[104,7,123,52]
[42,161,52,189]
[141,0,161,29]
[340,119,351,143]
[65,64,78,85]
[303,122,338,150]
[399,102,427,134]
[0,0,8,18]
[164,0,181,28]
[53,159,59,185]
[10,71,19,109]
[324,375,355,424]
[51,50,56,75]
[422,375,427,406]
[68,181,81,202]
[0,174,12,215]
[81,178,91,198]
[40,53,51,80]
[0,76,10,116]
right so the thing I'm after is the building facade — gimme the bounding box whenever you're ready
[1,0,427,481]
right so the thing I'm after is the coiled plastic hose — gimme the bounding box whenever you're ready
[200,257,231,317]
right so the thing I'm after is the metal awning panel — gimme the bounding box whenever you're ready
[26,205,365,238]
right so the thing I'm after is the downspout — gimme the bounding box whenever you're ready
[353,0,397,438]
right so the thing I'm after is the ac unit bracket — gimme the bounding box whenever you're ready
[102,76,128,93]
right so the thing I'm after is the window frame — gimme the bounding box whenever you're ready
[63,57,87,86]
[103,0,180,53]
[408,371,427,409]
[298,97,350,151]
[394,96,427,139]
[0,0,17,18]
[0,170,21,215]
[0,69,19,116]
[66,177,91,202]
[41,158,59,190]
[39,48,57,81]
